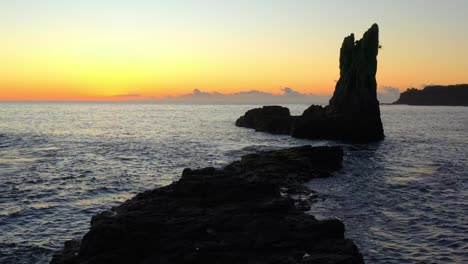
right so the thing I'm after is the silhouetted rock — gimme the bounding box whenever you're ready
[236,24,384,141]
[393,84,468,106]
[51,146,363,264]
[235,106,292,134]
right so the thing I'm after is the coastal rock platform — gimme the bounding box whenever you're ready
[51,146,363,264]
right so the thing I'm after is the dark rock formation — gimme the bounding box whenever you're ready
[235,106,292,134]
[236,24,384,141]
[393,84,468,106]
[51,146,363,264]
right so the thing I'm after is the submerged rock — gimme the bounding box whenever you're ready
[236,24,384,141]
[51,146,363,264]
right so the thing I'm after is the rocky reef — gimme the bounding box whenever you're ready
[393,84,468,106]
[51,146,363,264]
[236,24,384,141]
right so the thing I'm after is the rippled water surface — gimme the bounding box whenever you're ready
[0,103,467,263]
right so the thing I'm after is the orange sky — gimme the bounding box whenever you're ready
[1,1,467,101]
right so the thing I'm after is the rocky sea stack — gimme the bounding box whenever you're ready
[236,24,384,141]
[52,146,363,264]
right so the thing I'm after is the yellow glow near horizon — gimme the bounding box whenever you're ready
[1,1,467,101]
[1,31,340,100]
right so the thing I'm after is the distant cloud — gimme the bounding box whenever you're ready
[419,83,437,89]
[161,88,331,104]
[281,87,302,96]
[112,86,400,104]
[377,86,400,103]
[112,94,144,99]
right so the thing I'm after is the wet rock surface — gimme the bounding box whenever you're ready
[51,146,363,264]
[236,24,384,142]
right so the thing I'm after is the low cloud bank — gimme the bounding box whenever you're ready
[377,86,400,103]
[112,94,145,99]
[162,88,330,104]
[113,86,400,104]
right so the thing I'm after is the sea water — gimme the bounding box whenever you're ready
[0,103,466,263]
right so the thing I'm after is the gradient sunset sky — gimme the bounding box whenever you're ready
[1,0,467,101]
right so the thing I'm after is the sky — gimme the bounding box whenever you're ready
[1,0,467,101]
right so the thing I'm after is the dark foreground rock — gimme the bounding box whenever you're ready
[51,146,363,264]
[393,84,468,106]
[236,24,384,142]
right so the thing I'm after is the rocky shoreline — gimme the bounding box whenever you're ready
[50,24,384,264]
[51,146,363,264]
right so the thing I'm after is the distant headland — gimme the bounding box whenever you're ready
[393,84,468,106]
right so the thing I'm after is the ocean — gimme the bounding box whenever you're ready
[0,103,467,263]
